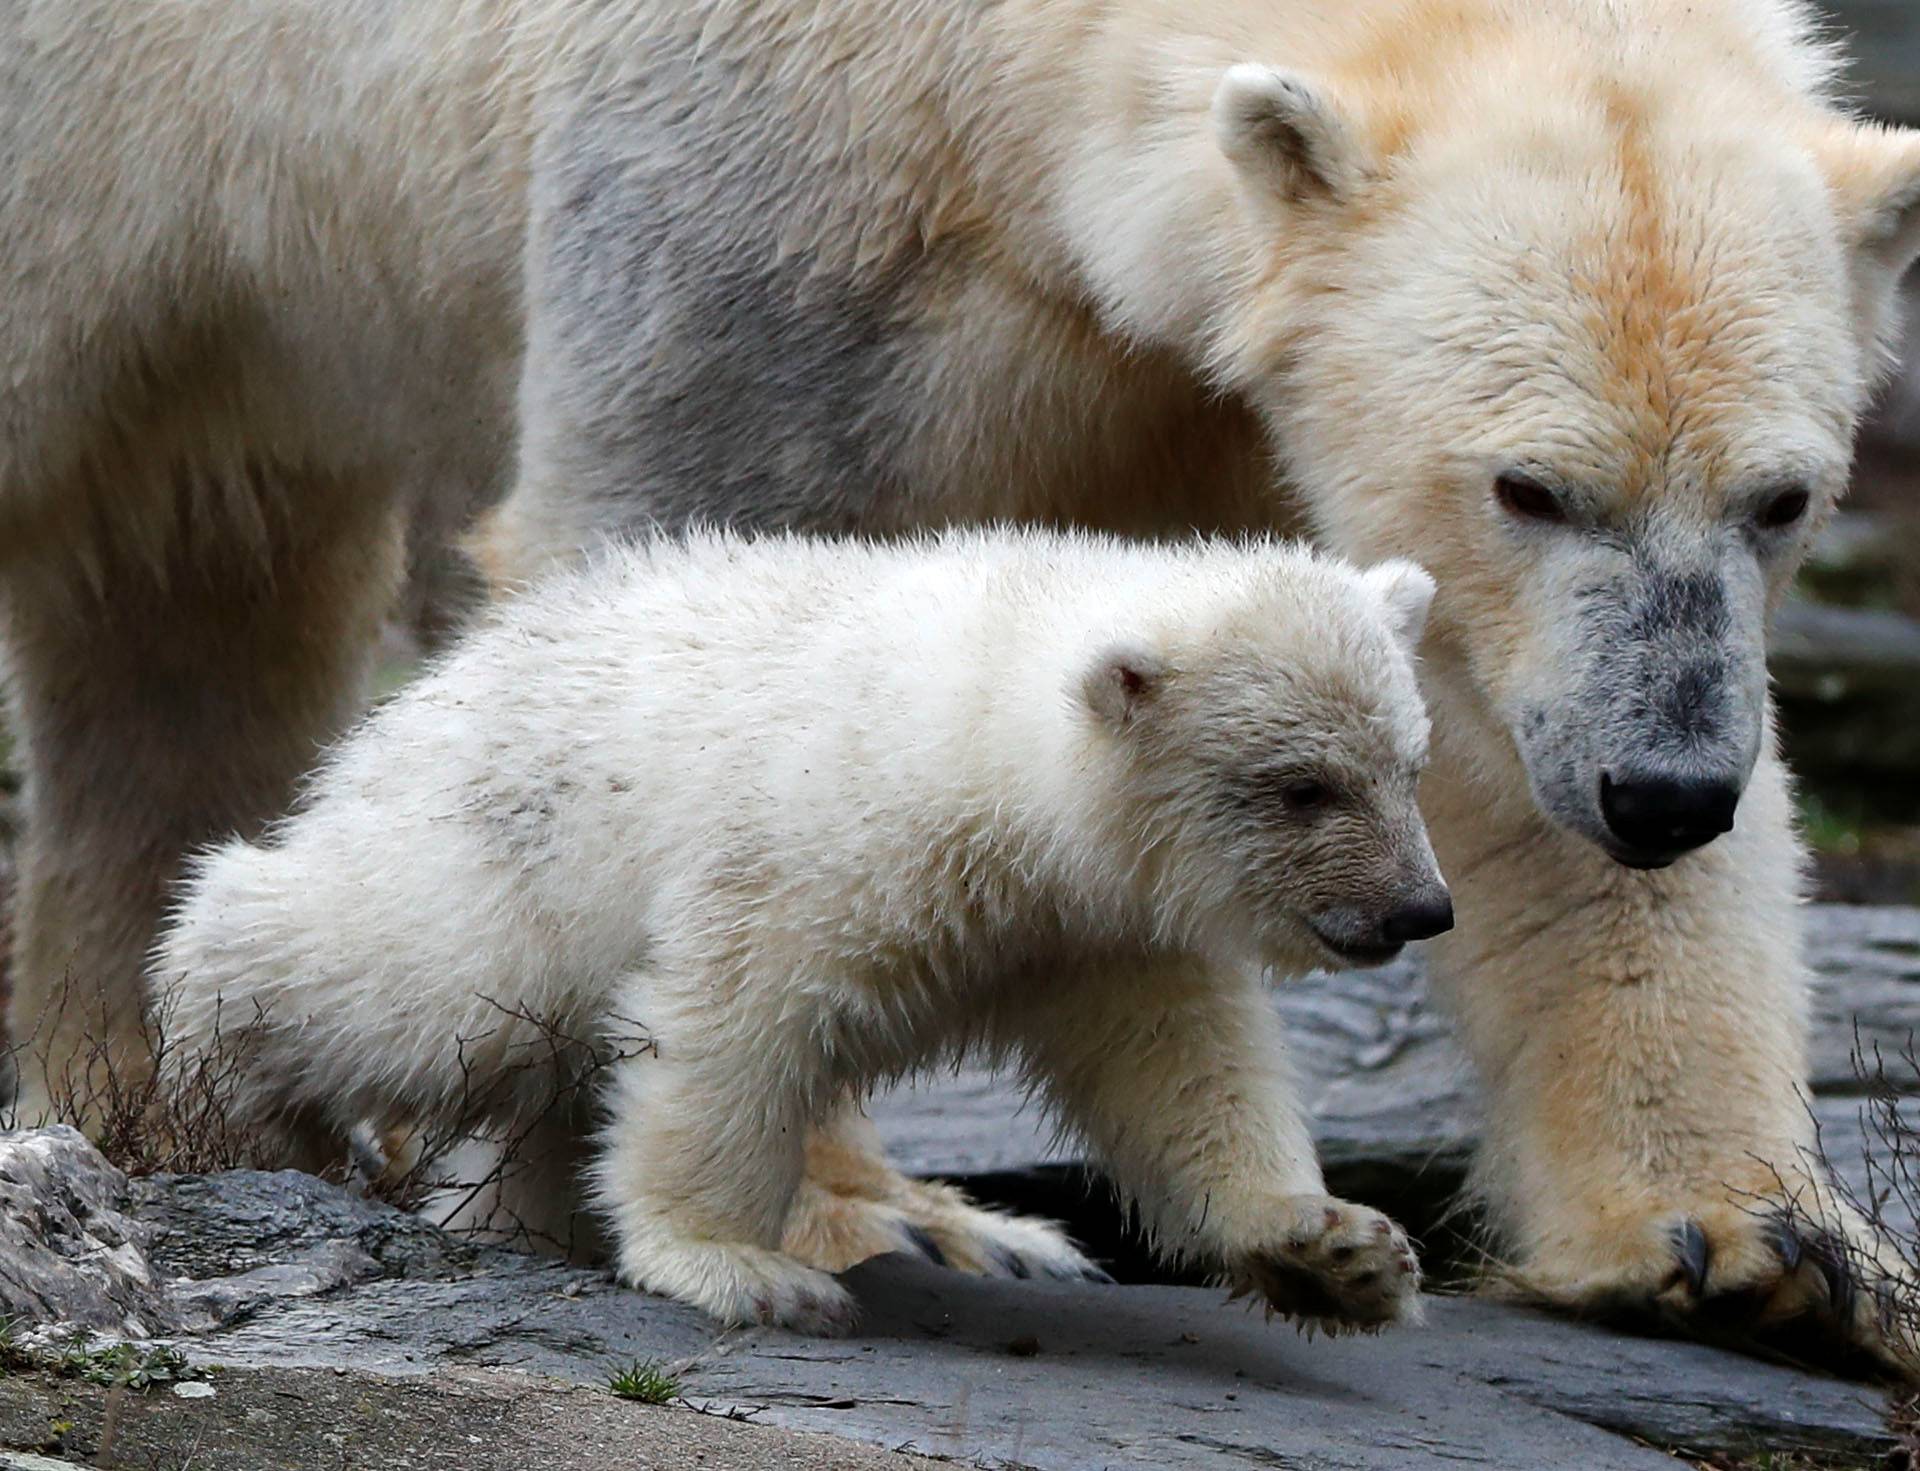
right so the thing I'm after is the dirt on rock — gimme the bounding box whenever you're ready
[0,1363,950,1471]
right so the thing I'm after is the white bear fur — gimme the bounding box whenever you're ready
[151,528,1440,1334]
[8,0,1920,1364]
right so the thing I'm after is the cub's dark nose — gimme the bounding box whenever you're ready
[1381,891,1454,945]
[1599,769,1739,866]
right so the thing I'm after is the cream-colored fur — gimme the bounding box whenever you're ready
[7,0,1920,1360]
[151,529,1441,1334]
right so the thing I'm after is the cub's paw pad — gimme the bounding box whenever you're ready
[1230,1196,1421,1334]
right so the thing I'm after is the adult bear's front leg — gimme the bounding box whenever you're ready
[1425,738,1909,1368]
[3,488,406,1131]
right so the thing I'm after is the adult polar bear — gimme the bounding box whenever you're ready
[3,0,1918,1359]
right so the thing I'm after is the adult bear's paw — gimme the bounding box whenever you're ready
[1225,1195,1423,1336]
[1506,1190,1915,1377]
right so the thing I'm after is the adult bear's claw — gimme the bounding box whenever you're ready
[1670,1219,1710,1296]
[1766,1216,1803,1274]
[1805,1230,1855,1319]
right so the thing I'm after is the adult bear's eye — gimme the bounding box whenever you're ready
[1494,471,1567,524]
[1756,486,1811,531]
[1282,780,1333,813]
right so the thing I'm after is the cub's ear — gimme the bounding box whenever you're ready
[1080,641,1170,729]
[1361,560,1437,651]
[1815,123,1920,352]
[1213,64,1369,206]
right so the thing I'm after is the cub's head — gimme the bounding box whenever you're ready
[1079,551,1449,971]
[1205,8,1920,868]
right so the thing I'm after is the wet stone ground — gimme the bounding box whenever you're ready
[0,1130,1903,1471]
[0,907,1914,1469]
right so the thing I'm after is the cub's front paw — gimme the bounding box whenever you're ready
[1226,1195,1422,1334]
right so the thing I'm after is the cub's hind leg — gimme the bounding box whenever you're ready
[424,1088,608,1265]
[592,965,858,1335]
[783,1098,1108,1283]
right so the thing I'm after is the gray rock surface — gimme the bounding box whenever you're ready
[0,1127,171,1340]
[2,903,1913,1469]
[0,1132,1901,1471]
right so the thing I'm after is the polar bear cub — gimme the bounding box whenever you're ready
[151,527,1450,1335]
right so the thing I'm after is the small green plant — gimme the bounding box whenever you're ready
[607,1358,679,1405]
[0,1324,203,1392]
[65,1339,201,1391]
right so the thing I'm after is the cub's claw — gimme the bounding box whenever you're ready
[983,1241,1112,1283]
[901,1223,948,1267]
[1660,1211,1863,1328]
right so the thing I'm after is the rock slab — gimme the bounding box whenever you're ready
[0,1126,170,1340]
[0,1129,1898,1471]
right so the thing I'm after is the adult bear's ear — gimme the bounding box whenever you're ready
[1081,641,1170,730]
[1213,64,1370,207]
[1361,560,1437,652]
[1815,122,1920,358]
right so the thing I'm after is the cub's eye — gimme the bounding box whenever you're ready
[1756,486,1811,531]
[1282,781,1333,813]
[1494,471,1566,524]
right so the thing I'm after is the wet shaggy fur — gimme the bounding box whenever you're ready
[7,0,1920,1361]
[151,529,1441,1334]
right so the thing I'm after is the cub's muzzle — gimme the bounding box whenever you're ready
[1382,889,1455,945]
[1309,880,1454,967]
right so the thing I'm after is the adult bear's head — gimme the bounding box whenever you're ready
[1202,14,1920,869]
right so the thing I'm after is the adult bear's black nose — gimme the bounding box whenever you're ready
[1381,889,1455,945]
[1599,768,1740,867]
